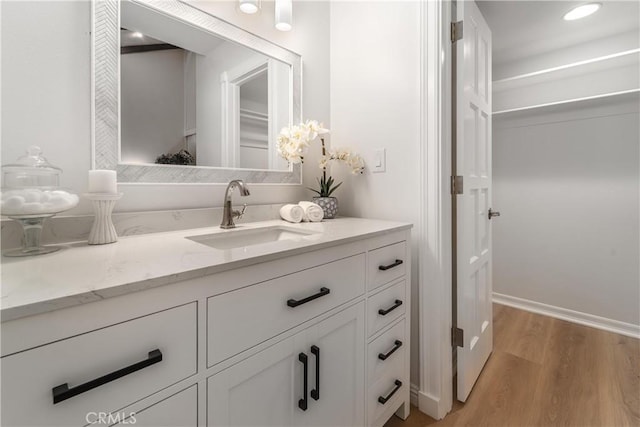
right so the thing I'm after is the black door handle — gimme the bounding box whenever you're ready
[310,345,320,400]
[52,349,162,404]
[378,379,402,404]
[378,299,403,316]
[378,259,403,271]
[298,352,308,411]
[287,287,330,308]
[378,340,403,361]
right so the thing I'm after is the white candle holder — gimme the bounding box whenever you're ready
[84,193,123,245]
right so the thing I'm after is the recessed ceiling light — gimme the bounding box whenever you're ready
[132,32,144,38]
[563,3,601,21]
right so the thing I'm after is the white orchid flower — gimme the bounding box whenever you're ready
[304,120,330,141]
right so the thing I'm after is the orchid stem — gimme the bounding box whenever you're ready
[321,138,327,184]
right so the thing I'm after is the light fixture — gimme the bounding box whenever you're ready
[132,31,144,38]
[275,0,292,31]
[563,3,601,21]
[239,0,260,14]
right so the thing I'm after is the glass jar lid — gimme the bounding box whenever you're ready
[2,146,62,188]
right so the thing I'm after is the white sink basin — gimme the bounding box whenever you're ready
[186,226,320,250]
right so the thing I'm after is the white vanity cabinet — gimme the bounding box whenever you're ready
[1,220,411,427]
[204,229,411,427]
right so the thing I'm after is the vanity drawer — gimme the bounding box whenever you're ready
[114,385,197,427]
[0,303,197,427]
[208,253,366,366]
[367,349,406,425]
[368,241,406,290]
[368,320,406,383]
[367,279,406,337]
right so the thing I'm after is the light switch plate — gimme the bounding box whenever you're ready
[372,148,386,173]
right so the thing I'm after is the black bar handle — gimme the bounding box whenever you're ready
[298,352,308,411]
[287,287,330,308]
[378,380,403,405]
[378,259,403,271]
[310,345,320,401]
[52,349,162,404]
[378,340,403,361]
[378,299,403,316]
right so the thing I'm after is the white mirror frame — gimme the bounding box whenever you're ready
[92,0,302,184]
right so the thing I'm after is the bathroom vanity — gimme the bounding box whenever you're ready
[1,218,411,427]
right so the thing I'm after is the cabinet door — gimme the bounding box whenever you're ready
[302,302,365,427]
[207,330,306,427]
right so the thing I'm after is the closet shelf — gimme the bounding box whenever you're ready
[240,108,268,123]
[493,49,639,93]
[493,88,640,117]
[240,130,268,146]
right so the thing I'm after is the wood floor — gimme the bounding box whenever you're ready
[385,304,640,427]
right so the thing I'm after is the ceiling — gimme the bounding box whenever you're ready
[477,1,640,65]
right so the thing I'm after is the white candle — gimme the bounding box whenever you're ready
[88,170,117,194]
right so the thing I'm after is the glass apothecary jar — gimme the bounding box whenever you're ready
[1,146,79,256]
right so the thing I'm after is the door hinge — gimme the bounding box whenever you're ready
[451,176,463,195]
[452,327,464,347]
[451,21,463,43]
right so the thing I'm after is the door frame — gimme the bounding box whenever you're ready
[417,0,454,420]
[220,58,269,168]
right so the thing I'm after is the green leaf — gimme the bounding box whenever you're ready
[327,181,342,196]
[306,187,321,196]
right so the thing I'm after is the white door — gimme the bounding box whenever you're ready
[207,330,306,426]
[303,303,365,427]
[455,0,494,402]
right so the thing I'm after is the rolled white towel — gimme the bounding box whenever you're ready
[280,204,304,223]
[298,201,324,222]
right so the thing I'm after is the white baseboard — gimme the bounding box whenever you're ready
[417,389,448,420]
[493,292,640,339]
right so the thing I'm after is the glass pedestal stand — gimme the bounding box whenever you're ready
[3,214,59,257]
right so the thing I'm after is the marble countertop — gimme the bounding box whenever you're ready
[1,218,411,322]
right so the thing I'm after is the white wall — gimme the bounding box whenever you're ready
[493,96,640,326]
[121,49,187,163]
[1,1,91,199]
[329,1,422,387]
[1,0,330,214]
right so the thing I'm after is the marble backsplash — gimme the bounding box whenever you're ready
[1,203,285,250]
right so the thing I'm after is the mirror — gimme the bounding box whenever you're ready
[93,0,301,183]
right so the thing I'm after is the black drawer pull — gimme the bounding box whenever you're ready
[310,345,320,401]
[298,352,308,411]
[52,349,162,404]
[378,299,403,316]
[378,259,403,271]
[378,379,402,405]
[378,340,403,361]
[287,287,330,308]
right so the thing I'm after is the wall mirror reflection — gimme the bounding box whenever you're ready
[92,0,302,183]
[120,1,290,171]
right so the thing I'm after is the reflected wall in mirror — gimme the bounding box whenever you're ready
[94,0,301,183]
